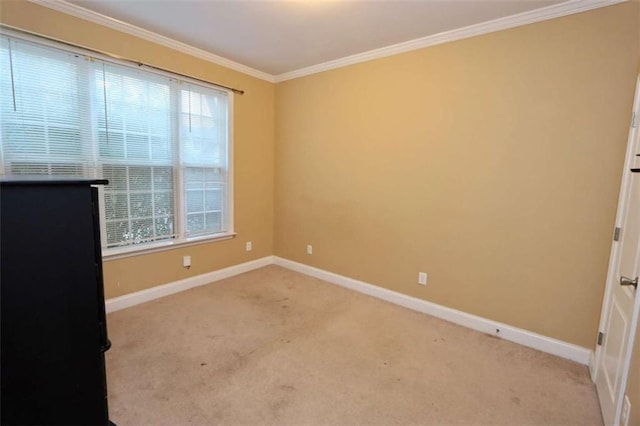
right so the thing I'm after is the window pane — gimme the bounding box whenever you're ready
[185,167,203,188]
[94,64,172,166]
[48,127,82,156]
[186,190,204,213]
[205,189,222,211]
[205,212,221,232]
[104,193,129,220]
[180,85,228,168]
[184,166,226,236]
[129,167,151,191]
[10,162,83,176]
[10,162,48,175]
[103,165,128,190]
[204,167,224,183]
[155,216,174,237]
[130,193,153,218]
[103,165,175,247]
[127,134,150,160]
[151,136,171,161]
[99,131,125,159]
[1,35,231,251]
[154,167,173,190]
[0,38,89,172]
[131,218,154,240]
[3,124,46,155]
[187,213,204,234]
[154,192,173,216]
[106,221,130,246]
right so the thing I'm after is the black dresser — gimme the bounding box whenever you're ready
[0,178,114,425]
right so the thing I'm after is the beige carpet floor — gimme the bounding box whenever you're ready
[105,265,603,425]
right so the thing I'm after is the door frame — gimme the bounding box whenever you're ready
[592,74,640,426]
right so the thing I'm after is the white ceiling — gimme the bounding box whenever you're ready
[57,0,613,79]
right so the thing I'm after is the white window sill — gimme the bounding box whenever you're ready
[102,232,236,262]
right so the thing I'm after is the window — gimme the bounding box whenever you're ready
[0,34,233,256]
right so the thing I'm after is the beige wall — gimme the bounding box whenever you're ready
[275,2,640,348]
[2,0,640,419]
[2,0,640,353]
[0,0,275,299]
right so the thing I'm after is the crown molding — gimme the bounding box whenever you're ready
[274,0,627,83]
[27,0,626,85]
[26,0,276,83]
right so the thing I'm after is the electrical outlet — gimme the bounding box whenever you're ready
[622,395,631,426]
[246,241,252,251]
[418,272,427,285]
[307,245,313,255]
[183,255,191,268]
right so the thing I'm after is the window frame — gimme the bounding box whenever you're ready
[0,29,235,261]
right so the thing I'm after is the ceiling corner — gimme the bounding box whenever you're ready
[25,0,277,83]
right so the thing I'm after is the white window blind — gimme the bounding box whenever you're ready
[0,35,232,254]
[0,38,93,177]
[93,63,177,247]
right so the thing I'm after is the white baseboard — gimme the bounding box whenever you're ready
[105,254,592,365]
[105,256,275,313]
[273,257,593,365]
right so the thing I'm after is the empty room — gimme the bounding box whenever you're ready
[1,0,639,425]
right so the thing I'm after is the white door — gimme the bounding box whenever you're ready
[594,76,640,426]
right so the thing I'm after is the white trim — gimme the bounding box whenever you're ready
[105,256,274,313]
[1,26,238,262]
[589,352,598,381]
[593,74,640,426]
[273,257,593,365]
[26,0,275,83]
[273,0,625,82]
[593,79,640,384]
[102,233,236,262]
[226,91,235,244]
[104,254,592,364]
[26,0,623,84]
